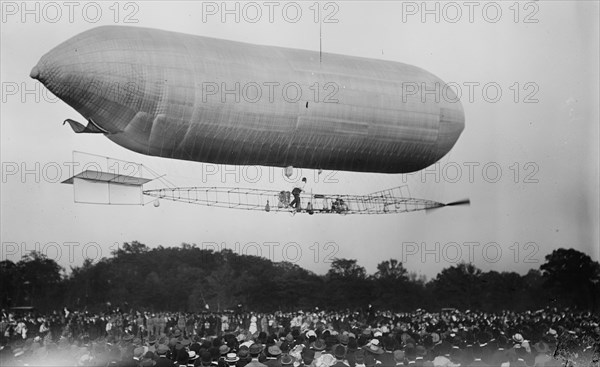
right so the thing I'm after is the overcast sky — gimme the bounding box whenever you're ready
[1,1,598,280]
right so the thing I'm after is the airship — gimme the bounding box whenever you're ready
[30,26,464,174]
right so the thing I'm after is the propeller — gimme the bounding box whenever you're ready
[444,199,470,207]
[426,198,470,213]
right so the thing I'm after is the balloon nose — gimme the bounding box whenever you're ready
[30,65,40,79]
[437,104,465,157]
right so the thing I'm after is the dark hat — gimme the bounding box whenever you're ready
[280,341,291,353]
[219,345,231,355]
[173,329,182,338]
[334,345,346,360]
[134,347,145,358]
[200,340,211,350]
[325,335,339,349]
[364,353,376,367]
[258,332,267,342]
[238,349,249,360]
[208,347,220,361]
[302,349,315,364]
[156,344,169,355]
[339,334,349,346]
[393,350,405,362]
[249,343,263,355]
[416,345,427,357]
[382,336,395,351]
[177,349,189,364]
[201,351,212,366]
[267,345,282,356]
[281,354,293,365]
[311,339,326,351]
[148,335,157,344]
[347,337,358,352]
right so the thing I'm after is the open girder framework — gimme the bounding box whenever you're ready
[143,186,445,214]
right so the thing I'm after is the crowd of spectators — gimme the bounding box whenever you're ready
[0,307,598,367]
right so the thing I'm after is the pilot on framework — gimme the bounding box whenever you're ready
[290,177,307,211]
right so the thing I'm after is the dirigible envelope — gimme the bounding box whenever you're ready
[31,26,464,173]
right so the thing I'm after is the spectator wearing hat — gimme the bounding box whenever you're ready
[306,330,318,344]
[363,340,384,356]
[188,351,200,367]
[280,354,293,367]
[279,341,291,355]
[331,345,348,367]
[364,353,378,367]
[203,347,218,366]
[431,343,459,367]
[219,345,232,365]
[176,349,190,367]
[300,349,316,367]
[346,338,359,367]
[392,351,404,367]
[413,346,428,367]
[377,337,396,367]
[339,334,350,348]
[226,352,241,367]
[237,347,251,367]
[246,343,267,367]
[197,351,214,367]
[147,335,158,354]
[403,345,416,366]
[514,345,534,367]
[155,344,173,367]
[353,350,366,367]
[311,339,327,359]
[264,345,282,367]
[119,346,145,367]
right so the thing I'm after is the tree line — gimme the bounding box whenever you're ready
[1,242,598,313]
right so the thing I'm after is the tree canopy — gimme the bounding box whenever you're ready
[1,244,598,313]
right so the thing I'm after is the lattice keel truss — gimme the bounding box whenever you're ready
[143,187,445,215]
